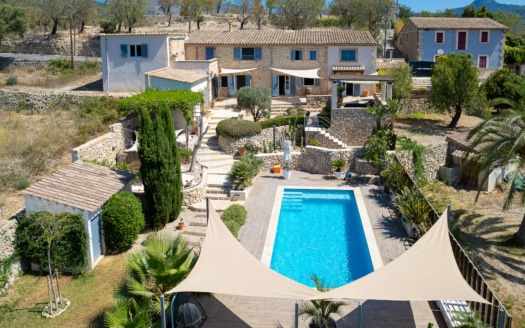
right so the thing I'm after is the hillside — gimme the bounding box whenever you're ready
[452,0,525,21]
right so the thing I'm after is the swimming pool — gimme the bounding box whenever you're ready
[261,187,383,288]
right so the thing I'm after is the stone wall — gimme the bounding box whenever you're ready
[256,153,301,172]
[0,57,102,71]
[306,95,331,111]
[218,126,289,154]
[396,142,448,182]
[0,90,107,113]
[182,166,207,206]
[297,146,364,175]
[329,107,387,146]
[398,98,440,115]
[0,210,25,295]
[72,115,139,163]
[0,38,101,57]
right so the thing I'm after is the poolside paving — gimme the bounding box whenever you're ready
[198,170,447,327]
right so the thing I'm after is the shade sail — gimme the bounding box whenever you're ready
[220,67,257,75]
[311,211,489,304]
[166,203,320,299]
[271,68,320,79]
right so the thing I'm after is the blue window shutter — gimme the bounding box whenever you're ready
[298,50,302,61]
[315,78,320,86]
[246,75,252,86]
[234,48,241,60]
[206,47,214,60]
[141,44,148,58]
[254,47,262,60]
[290,50,295,61]
[272,75,278,96]
[228,75,234,96]
[354,84,360,96]
[120,44,128,58]
[350,50,356,61]
[298,78,304,87]
[290,76,296,96]
[310,50,316,60]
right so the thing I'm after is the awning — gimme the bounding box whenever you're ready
[332,65,364,73]
[220,67,257,75]
[271,68,320,79]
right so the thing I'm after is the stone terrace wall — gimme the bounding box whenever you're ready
[72,115,139,164]
[256,153,301,172]
[398,98,440,115]
[0,57,102,71]
[396,142,448,181]
[182,166,207,206]
[218,126,288,154]
[306,95,330,111]
[0,90,103,113]
[0,210,25,295]
[297,146,364,175]
[0,38,101,57]
[329,107,388,146]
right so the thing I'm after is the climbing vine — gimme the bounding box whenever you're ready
[398,136,426,186]
[117,89,204,124]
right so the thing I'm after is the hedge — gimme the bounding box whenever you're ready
[216,118,262,138]
[257,114,307,130]
[102,191,145,252]
[220,204,248,238]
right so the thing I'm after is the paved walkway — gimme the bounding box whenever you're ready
[196,170,446,327]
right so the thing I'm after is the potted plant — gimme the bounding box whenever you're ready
[177,218,185,230]
[282,161,293,179]
[336,86,345,107]
[391,186,432,239]
[229,153,263,200]
[332,158,346,179]
[299,276,345,328]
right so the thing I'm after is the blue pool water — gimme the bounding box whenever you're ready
[270,188,374,288]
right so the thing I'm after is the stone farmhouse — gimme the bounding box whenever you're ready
[396,17,508,79]
[100,27,380,103]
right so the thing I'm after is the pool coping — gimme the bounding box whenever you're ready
[261,186,384,274]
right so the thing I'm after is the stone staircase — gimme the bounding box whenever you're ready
[412,77,432,90]
[306,127,347,149]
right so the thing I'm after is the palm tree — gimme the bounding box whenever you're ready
[104,298,152,328]
[466,75,525,246]
[299,276,346,328]
[105,233,198,327]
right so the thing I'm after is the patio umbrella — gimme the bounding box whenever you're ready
[283,139,292,161]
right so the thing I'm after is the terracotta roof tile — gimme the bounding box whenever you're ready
[146,68,207,83]
[100,32,186,37]
[408,17,508,31]
[24,161,135,212]
[376,59,408,70]
[185,30,377,46]
[332,65,365,72]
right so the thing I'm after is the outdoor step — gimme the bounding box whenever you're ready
[206,186,231,194]
[190,222,207,227]
[182,230,206,237]
[207,194,230,200]
[200,160,235,169]
[186,241,201,247]
[197,154,233,161]
[207,174,232,186]
[207,166,233,175]
[189,199,245,212]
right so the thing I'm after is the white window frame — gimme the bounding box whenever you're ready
[435,31,445,44]
[456,30,468,50]
[478,55,488,69]
[129,44,143,57]
[479,30,490,43]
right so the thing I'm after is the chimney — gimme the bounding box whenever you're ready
[229,21,232,32]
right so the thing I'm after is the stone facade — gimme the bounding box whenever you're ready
[396,142,448,182]
[0,210,25,295]
[329,107,389,146]
[297,146,364,174]
[0,38,101,57]
[72,115,138,164]
[0,90,104,113]
[182,166,208,206]
[218,125,289,154]
[306,95,330,111]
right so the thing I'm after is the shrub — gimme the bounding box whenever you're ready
[6,76,18,86]
[391,186,432,238]
[364,135,389,168]
[16,177,29,190]
[216,118,261,138]
[308,138,320,146]
[221,204,247,237]
[244,141,260,154]
[229,153,263,190]
[15,212,88,271]
[99,19,117,33]
[47,58,73,75]
[381,160,409,194]
[179,148,193,164]
[257,114,306,130]
[79,57,99,75]
[102,192,145,252]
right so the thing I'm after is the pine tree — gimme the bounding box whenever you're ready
[138,105,183,229]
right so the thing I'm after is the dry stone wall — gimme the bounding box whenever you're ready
[0,38,101,57]
[297,146,364,175]
[306,95,330,111]
[396,142,448,182]
[0,90,105,113]
[398,98,440,115]
[218,125,289,154]
[256,153,300,172]
[182,166,207,206]
[328,107,388,146]
[0,210,25,295]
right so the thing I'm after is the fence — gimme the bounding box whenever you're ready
[392,154,512,328]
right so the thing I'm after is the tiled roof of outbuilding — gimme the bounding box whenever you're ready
[24,161,135,212]
[185,30,377,46]
[408,17,508,30]
[376,59,408,70]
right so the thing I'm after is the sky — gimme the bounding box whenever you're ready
[397,0,524,13]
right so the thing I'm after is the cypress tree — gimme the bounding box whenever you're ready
[138,105,183,229]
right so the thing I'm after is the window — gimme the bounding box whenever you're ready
[457,31,467,50]
[480,31,489,43]
[435,31,444,44]
[340,49,357,62]
[309,50,317,61]
[291,50,303,61]
[233,47,262,60]
[120,44,148,58]
[220,76,228,87]
[478,55,488,69]
[205,47,215,60]
[298,77,320,87]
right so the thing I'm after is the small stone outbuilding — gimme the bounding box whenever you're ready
[23,161,135,269]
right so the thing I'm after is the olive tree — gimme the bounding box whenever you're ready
[236,86,271,122]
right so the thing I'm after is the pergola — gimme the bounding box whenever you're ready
[329,74,396,109]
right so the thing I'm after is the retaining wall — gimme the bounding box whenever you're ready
[0,210,25,295]
[0,90,101,113]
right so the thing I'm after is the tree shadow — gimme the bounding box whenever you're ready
[71,78,103,92]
